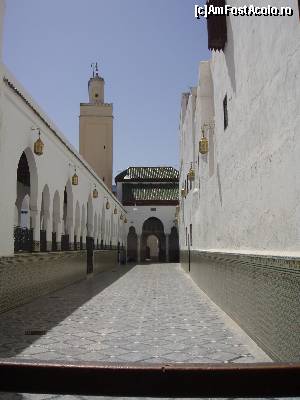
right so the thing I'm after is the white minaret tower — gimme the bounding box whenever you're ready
[79,63,113,190]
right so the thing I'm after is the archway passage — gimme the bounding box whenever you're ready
[127,226,137,262]
[141,217,166,262]
[14,152,33,252]
[169,226,179,262]
[146,234,159,261]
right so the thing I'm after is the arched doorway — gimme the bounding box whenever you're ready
[52,191,60,251]
[169,226,179,262]
[14,152,34,252]
[141,217,166,262]
[146,234,159,261]
[127,226,137,262]
[40,185,50,252]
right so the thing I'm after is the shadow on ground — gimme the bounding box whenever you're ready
[0,263,136,358]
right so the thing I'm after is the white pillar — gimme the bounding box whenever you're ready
[56,220,62,251]
[46,213,52,251]
[137,235,141,264]
[30,208,40,252]
[69,227,75,251]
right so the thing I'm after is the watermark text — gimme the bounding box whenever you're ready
[195,4,294,18]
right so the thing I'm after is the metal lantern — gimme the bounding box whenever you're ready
[92,187,98,198]
[120,213,124,220]
[124,217,127,223]
[188,163,195,181]
[181,188,186,197]
[72,170,79,186]
[199,130,209,154]
[114,207,117,215]
[106,200,110,210]
[34,131,44,156]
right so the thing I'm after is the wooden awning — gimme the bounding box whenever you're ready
[206,0,227,51]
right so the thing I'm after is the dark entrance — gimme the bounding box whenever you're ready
[127,226,137,262]
[141,217,166,262]
[169,226,179,262]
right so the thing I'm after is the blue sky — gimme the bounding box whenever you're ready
[3,0,210,177]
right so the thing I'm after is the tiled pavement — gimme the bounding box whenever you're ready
[0,263,271,399]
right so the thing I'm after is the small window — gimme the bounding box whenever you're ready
[223,94,228,130]
[150,208,156,211]
[190,224,193,247]
[104,145,106,149]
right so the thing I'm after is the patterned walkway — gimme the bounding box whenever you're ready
[0,263,269,399]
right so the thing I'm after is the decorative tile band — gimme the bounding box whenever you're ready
[180,249,300,362]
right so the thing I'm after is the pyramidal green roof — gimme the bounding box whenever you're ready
[115,167,179,182]
[123,183,179,202]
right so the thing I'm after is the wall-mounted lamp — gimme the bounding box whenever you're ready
[188,162,195,181]
[32,127,44,156]
[92,184,98,198]
[72,168,79,186]
[199,127,209,155]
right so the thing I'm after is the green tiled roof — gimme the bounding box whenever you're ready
[123,183,179,202]
[115,167,179,182]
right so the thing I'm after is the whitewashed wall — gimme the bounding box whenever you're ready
[180,1,300,255]
[0,67,126,256]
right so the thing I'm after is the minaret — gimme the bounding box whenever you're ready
[79,63,113,190]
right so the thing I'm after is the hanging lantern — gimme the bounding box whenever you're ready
[124,217,127,223]
[34,130,44,156]
[188,163,195,181]
[199,129,209,154]
[181,188,186,197]
[72,168,79,186]
[92,187,98,198]
[106,200,110,210]
[114,207,117,215]
[120,213,123,220]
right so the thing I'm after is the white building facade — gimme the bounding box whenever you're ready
[0,0,127,313]
[179,0,300,361]
[115,167,179,263]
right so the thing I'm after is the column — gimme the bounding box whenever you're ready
[30,208,40,252]
[166,234,169,262]
[46,214,52,252]
[137,235,141,264]
[56,220,62,251]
